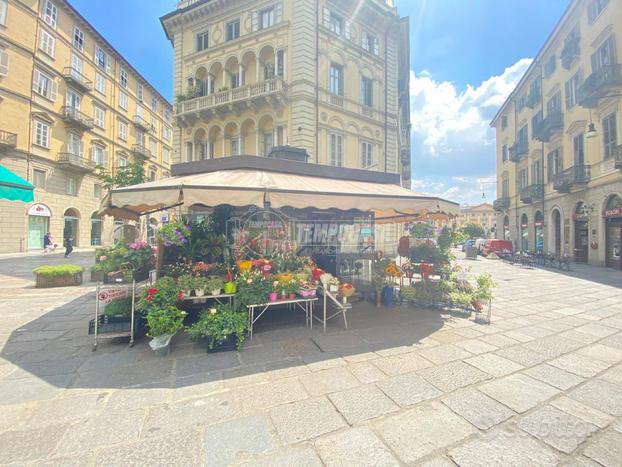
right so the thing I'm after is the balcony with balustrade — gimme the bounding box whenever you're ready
[526,88,541,109]
[175,78,287,123]
[509,142,528,163]
[132,144,151,159]
[553,165,591,193]
[62,67,93,93]
[60,107,94,131]
[57,152,96,173]
[0,130,17,151]
[614,145,622,170]
[533,112,563,142]
[577,64,622,108]
[133,115,153,133]
[561,36,580,70]
[520,184,544,204]
[493,197,511,211]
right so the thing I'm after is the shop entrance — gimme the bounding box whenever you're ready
[63,208,80,247]
[604,195,622,269]
[503,216,510,241]
[520,214,529,252]
[573,202,589,263]
[534,211,544,254]
[27,204,52,249]
[552,209,562,256]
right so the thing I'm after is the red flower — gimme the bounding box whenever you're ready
[146,295,153,302]
[177,291,184,301]
[148,288,158,295]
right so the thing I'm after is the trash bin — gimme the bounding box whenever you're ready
[465,246,478,259]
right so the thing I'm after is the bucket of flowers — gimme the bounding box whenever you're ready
[327,277,340,293]
[339,283,356,303]
[298,280,317,298]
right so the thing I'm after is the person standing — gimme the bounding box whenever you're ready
[43,232,53,253]
[63,226,73,258]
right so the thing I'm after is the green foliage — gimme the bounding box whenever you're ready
[474,274,495,302]
[194,276,208,291]
[145,306,186,337]
[96,160,145,190]
[137,277,180,315]
[410,222,435,239]
[437,228,453,253]
[407,244,447,264]
[161,262,193,279]
[235,272,271,310]
[205,276,224,293]
[270,252,311,273]
[187,304,248,350]
[399,286,417,302]
[33,264,84,278]
[453,229,470,246]
[157,221,190,248]
[104,298,133,318]
[448,290,474,308]
[461,222,485,239]
[178,274,196,292]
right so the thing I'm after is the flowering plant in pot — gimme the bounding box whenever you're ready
[269,281,280,302]
[235,271,271,309]
[472,274,494,312]
[327,277,340,293]
[178,274,195,297]
[145,306,187,355]
[285,279,299,299]
[206,276,224,295]
[187,304,248,351]
[193,276,208,297]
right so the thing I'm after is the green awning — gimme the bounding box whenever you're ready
[0,165,34,203]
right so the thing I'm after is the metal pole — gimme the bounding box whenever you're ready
[93,281,100,351]
[129,279,136,347]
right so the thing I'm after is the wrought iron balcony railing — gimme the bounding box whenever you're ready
[553,165,591,193]
[60,106,94,130]
[62,67,93,93]
[493,197,511,211]
[561,36,580,69]
[133,115,153,132]
[131,144,151,159]
[526,89,541,108]
[0,130,17,149]
[57,152,96,172]
[520,184,544,204]
[533,112,564,142]
[577,64,622,108]
[509,141,529,162]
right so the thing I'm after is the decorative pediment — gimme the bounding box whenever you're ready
[565,119,587,135]
[32,111,54,124]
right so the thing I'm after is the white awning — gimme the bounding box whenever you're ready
[101,169,459,221]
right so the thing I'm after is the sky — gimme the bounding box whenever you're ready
[70,0,571,205]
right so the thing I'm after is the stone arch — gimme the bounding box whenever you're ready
[64,208,81,247]
[549,205,563,255]
[328,116,345,130]
[241,50,258,85]
[258,45,276,80]
[257,114,275,156]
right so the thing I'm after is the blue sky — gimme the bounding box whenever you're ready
[71,0,570,204]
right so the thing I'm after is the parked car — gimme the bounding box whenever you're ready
[474,238,488,254]
[482,239,513,257]
[461,239,474,252]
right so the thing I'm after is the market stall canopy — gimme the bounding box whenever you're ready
[101,166,458,222]
[0,165,34,203]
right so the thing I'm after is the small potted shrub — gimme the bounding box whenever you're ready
[33,264,84,288]
[206,276,224,295]
[187,304,249,352]
[286,279,298,299]
[472,274,494,312]
[178,274,195,297]
[223,280,237,294]
[269,281,279,302]
[399,286,416,305]
[194,276,207,297]
[145,306,187,355]
[90,263,104,282]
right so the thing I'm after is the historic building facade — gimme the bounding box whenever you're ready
[160,0,411,188]
[458,203,496,238]
[0,0,173,253]
[491,0,622,268]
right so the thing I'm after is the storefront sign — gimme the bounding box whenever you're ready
[97,288,129,304]
[603,207,622,218]
[27,203,51,217]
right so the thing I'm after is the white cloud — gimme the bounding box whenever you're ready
[410,58,532,156]
[410,58,533,204]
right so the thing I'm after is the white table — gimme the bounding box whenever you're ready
[247,297,318,340]
[315,286,351,333]
[183,293,235,306]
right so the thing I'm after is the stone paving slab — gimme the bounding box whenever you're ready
[315,427,400,467]
[418,360,490,392]
[582,430,622,466]
[327,384,398,424]
[374,401,476,464]
[478,374,560,413]
[376,373,442,407]
[441,388,515,430]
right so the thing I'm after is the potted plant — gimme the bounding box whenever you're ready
[269,281,280,302]
[235,272,271,309]
[472,274,494,312]
[33,264,84,288]
[327,277,340,293]
[286,279,298,300]
[206,276,224,296]
[399,286,417,305]
[90,263,104,282]
[145,306,187,355]
[223,280,237,294]
[178,274,195,297]
[194,276,208,297]
[298,280,317,298]
[187,304,249,352]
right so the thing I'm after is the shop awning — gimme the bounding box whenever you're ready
[101,168,458,221]
[0,165,34,203]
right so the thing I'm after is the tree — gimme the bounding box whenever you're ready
[461,222,485,239]
[96,160,145,190]
[410,222,435,239]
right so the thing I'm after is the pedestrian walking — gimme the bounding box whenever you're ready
[43,232,56,253]
[63,226,73,258]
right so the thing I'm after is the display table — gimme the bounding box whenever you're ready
[247,298,318,340]
[316,286,351,333]
[183,293,235,306]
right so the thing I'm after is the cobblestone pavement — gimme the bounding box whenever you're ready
[1,251,622,466]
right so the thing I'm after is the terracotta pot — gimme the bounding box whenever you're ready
[269,292,278,302]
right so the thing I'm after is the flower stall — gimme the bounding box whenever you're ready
[97,155,459,352]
